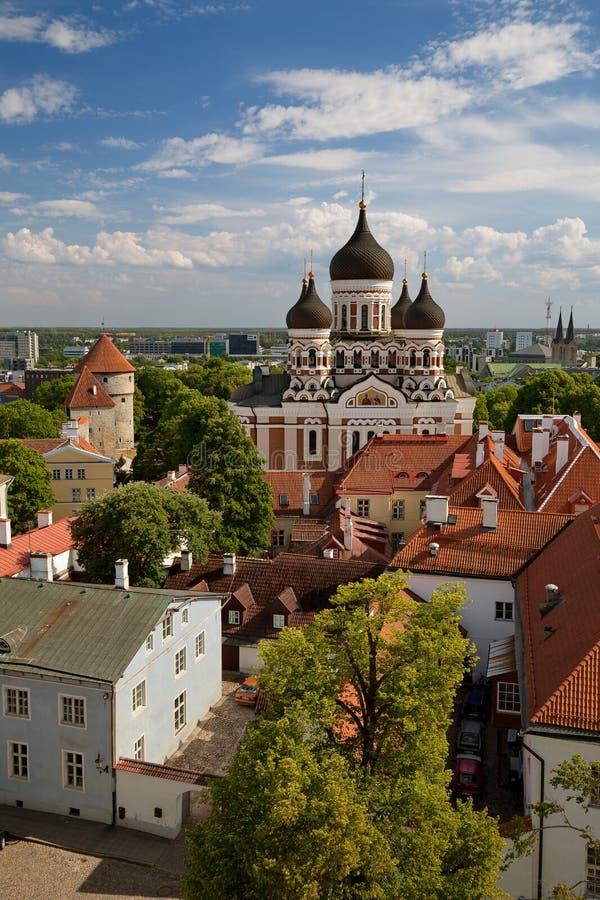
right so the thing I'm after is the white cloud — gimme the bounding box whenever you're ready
[37,200,105,220]
[0,13,115,53]
[100,136,141,150]
[139,133,264,172]
[0,153,14,168]
[257,148,379,171]
[0,76,76,123]
[0,192,27,204]
[155,203,261,225]
[445,255,502,281]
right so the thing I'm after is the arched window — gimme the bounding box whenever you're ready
[352,431,360,454]
[421,429,430,435]
[410,351,416,368]
[308,430,317,456]
[371,349,379,368]
[423,349,430,367]
[388,350,396,369]
[341,305,348,330]
[361,305,368,330]
[354,349,362,369]
[336,349,345,368]
[381,307,386,330]
[308,348,317,368]
[367,431,376,441]
[296,353,302,367]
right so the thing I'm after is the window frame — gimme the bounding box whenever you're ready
[273,613,286,630]
[86,487,96,500]
[52,468,61,480]
[64,468,73,480]
[228,609,241,626]
[174,690,186,733]
[497,681,520,713]
[71,487,81,503]
[59,694,86,728]
[392,499,405,520]
[181,606,189,625]
[63,749,84,792]
[145,633,154,653]
[495,600,514,621]
[8,740,29,781]
[272,529,285,547]
[77,468,86,480]
[175,646,187,677]
[357,499,370,518]
[588,842,600,898]
[134,735,145,762]
[162,613,174,642]
[131,680,146,714]
[4,686,30,719]
[195,631,206,659]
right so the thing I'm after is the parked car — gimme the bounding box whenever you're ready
[234,676,259,706]
[461,684,489,721]
[452,754,484,796]
[0,829,9,850]
[457,719,485,755]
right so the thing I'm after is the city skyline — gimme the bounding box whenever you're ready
[2,0,600,328]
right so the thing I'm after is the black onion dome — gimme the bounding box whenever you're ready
[329,202,394,281]
[390,278,412,329]
[403,273,445,330]
[286,273,333,330]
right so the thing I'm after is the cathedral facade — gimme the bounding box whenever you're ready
[230,200,475,472]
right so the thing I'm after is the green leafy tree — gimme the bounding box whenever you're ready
[33,374,77,413]
[70,482,220,587]
[484,385,519,431]
[0,399,60,439]
[0,440,55,532]
[186,575,506,900]
[473,392,489,432]
[135,367,187,430]
[180,358,252,400]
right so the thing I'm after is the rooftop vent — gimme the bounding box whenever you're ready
[429,541,440,557]
[539,583,564,618]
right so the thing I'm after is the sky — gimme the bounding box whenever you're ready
[2,0,600,330]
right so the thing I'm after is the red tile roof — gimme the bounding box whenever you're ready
[537,445,600,514]
[265,471,337,516]
[391,507,572,579]
[337,434,470,494]
[66,365,115,410]
[17,436,105,457]
[0,382,25,397]
[448,453,524,510]
[74,333,135,374]
[0,517,75,577]
[116,758,208,784]
[519,505,600,731]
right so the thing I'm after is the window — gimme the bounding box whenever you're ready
[279,493,289,507]
[273,614,285,630]
[497,682,520,713]
[181,606,189,625]
[272,529,285,547]
[371,350,379,368]
[145,633,154,652]
[341,305,348,330]
[174,691,186,733]
[195,631,206,659]
[52,468,61,480]
[228,610,241,625]
[175,647,187,676]
[357,499,370,518]
[588,843,600,898]
[308,429,317,456]
[8,742,28,780]
[77,468,86,479]
[361,304,368,329]
[4,687,29,718]
[495,601,513,621]
[351,431,360,454]
[388,350,396,368]
[162,614,173,641]
[86,488,96,500]
[392,500,405,520]
[63,750,84,791]
[390,532,405,552]
[72,488,81,503]
[308,349,317,368]
[132,680,146,713]
[134,736,145,761]
[381,307,385,330]
[419,500,427,519]
[336,349,345,368]
[64,468,73,480]
[353,349,362,369]
[60,695,86,727]
[310,493,319,506]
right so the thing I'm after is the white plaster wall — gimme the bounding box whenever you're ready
[116,769,206,838]
[400,573,515,678]
[239,644,262,674]
[115,597,221,764]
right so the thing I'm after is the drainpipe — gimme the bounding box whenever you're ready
[521,740,545,900]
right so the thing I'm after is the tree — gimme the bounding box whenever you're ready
[33,374,77,413]
[0,440,55,532]
[135,367,186,431]
[0,399,60,439]
[70,482,220,587]
[473,392,488,432]
[179,358,252,400]
[186,575,506,899]
[484,385,519,431]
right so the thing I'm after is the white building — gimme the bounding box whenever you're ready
[486,329,504,351]
[515,331,533,352]
[0,571,223,834]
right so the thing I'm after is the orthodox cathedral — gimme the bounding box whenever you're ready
[230,199,476,472]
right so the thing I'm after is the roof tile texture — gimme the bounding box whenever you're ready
[74,333,135,374]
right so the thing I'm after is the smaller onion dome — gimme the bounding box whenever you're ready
[286,272,333,330]
[329,202,394,281]
[403,272,445,330]
[390,278,412,329]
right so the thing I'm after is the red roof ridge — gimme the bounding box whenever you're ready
[115,757,208,784]
[66,366,115,409]
[74,334,135,374]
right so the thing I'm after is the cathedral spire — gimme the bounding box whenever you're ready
[565,307,574,343]
[553,308,564,344]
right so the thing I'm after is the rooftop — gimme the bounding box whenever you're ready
[0,516,74,577]
[74,333,135,375]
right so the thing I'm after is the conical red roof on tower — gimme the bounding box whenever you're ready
[74,334,135,374]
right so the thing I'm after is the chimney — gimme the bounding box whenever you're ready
[481,496,499,530]
[30,551,53,582]
[115,558,129,591]
[478,420,489,441]
[181,549,193,572]
[429,541,440,557]
[542,415,554,433]
[555,435,570,475]
[490,430,505,464]
[37,510,53,529]
[323,548,335,559]
[344,500,353,551]
[0,518,12,548]
[61,419,80,441]
[573,410,582,427]
[475,440,485,468]
[302,472,311,517]
[532,427,550,468]
[425,495,449,526]
[223,553,236,576]
[178,464,187,476]
[166,471,177,484]
[91,385,97,396]
[545,583,559,602]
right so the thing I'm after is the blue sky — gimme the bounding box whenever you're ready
[2,0,600,329]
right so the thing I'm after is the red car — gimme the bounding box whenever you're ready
[451,754,484,796]
[234,676,259,706]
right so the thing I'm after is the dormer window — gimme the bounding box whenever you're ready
[273,614,285,630]
[228,610,241,626]
[279,493,289,507]
[0,638,10,654]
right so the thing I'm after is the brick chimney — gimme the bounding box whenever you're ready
[37,510,53,529]
[532,427,550,469]
[491,430,505,464]
[223,553,236,576]
[181,549,193,572]
[115,559,129,591]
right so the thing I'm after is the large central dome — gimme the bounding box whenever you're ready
[329,202,394,281]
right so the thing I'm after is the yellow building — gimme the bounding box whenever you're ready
[22,425,114,520]
[336,434,471,552]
